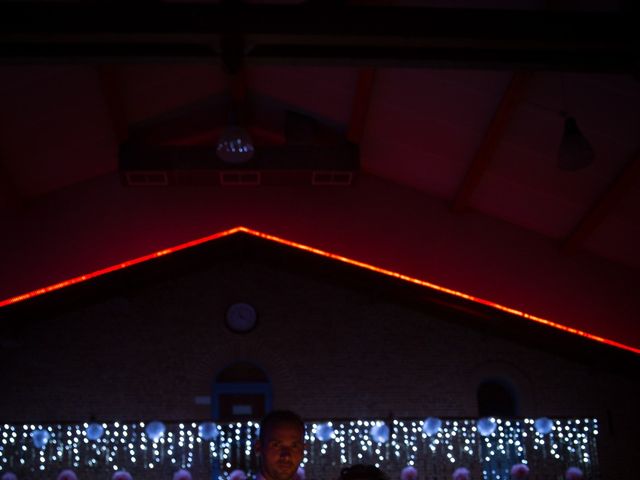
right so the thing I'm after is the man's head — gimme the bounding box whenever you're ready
[255,410,306,480]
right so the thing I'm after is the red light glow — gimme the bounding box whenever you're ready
[1,225,638,355]
[0,227,241,308]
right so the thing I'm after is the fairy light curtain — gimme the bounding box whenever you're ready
[0,418,598,480]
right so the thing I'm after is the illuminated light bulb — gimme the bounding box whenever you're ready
[216,127,254,164]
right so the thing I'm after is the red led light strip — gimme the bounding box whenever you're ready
[1,225,639,355]
[0,227,242,308]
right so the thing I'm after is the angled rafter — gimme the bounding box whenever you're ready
[347,67,376,145]
[451,71,532,212]
[563,151,640,250]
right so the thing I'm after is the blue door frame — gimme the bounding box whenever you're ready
[210,380,272,480]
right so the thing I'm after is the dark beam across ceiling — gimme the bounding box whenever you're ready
[563,150,640,251]
[347,67,376,144]
[451,71,532,211]
[0,4,637,72]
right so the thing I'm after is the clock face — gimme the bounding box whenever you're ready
[225,303,257,333]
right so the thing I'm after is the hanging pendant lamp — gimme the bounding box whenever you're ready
[557,116,594,171]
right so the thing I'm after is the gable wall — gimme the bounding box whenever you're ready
[1,173,639,350]
[1,256,637,477]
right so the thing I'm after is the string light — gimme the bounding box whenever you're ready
[0,418,598,479]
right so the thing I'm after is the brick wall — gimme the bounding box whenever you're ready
[1,254,638,477]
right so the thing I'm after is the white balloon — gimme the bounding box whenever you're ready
[315,423,333,442]
[369,423,389,443]
[422,417,442,436]
[476,417,497,436]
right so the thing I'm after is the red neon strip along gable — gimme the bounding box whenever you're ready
[1,225,639,355]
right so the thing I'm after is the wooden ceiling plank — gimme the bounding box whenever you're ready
[229,69,252,130]
[230,70,247,106]
[0,158,22,208]
[97,65,128,143]
[451,71,532,212]
[347,67,376,145]
[563,151,640,250]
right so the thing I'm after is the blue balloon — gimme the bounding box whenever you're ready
[145,421,166,441]
[370,423,389,443]
[315,423,333,442]
[32,429,50,449]
[86,423,104,441]
[534,417,554,435]
[198,422,219,441]
[422,417,442,436]
[476,417,497,437]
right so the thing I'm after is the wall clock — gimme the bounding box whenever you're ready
[225,302,257,333]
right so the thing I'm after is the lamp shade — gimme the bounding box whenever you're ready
[216,126,254,164]
[557,116,594,171]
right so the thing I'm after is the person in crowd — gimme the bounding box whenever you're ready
[255,411,306,480]
[56,470,78,480]
[452,467,470,480]
[338,464,390,480]
[173,469,193,480]
[112,471,133,480]
[230,469,248,480]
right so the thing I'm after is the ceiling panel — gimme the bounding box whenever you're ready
[248,66,357,125]
[119,65,228,125]
[362,69,510,199]
[470,167,587,238]
[0,66,115,197]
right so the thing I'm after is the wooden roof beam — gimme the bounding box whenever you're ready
[347,67,376,145]
[451,71,532,212]
[563,151,640,250]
